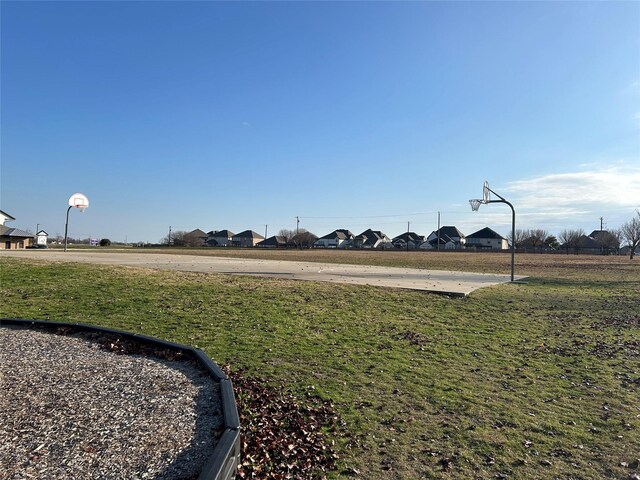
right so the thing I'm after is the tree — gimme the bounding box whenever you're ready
[558,229,585,254]
[99,238,111,247]
[620,209,640,260]
[507,228,530,248]
[593,229,620,254]
[277,229,296,244]
[544,235,559,250]
[291,230,318,248]
[160,230,188,246]
[525,229,549,252]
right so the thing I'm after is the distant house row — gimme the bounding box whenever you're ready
[314,226,509,250]
[185,226,511,251]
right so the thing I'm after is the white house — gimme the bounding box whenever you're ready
[36,230,48,246]
[466,227,509,250]
[314,229,354,249]
[0,210,15,226]
[352,229,392,249]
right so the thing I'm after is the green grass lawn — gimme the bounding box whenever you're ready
[1,255,639,479]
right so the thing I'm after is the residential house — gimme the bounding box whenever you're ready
[314,229,354,249]
[423,235,458,250]
[392,232,426,250]
[559,235,602,255]
[257,235,287,248]
[206,230,234,247]
[232,230,265,247]
[352,229,392,249]
[589,230,620,254]
[183,229,207,247]
[1,225,33,249]
[426,226,465,249]
[465,227,509,250]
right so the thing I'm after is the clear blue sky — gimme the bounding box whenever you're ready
[2,1,639,242]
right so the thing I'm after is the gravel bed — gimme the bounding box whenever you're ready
[0,326,224,479]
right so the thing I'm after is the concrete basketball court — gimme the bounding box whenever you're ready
[2,250,525,296]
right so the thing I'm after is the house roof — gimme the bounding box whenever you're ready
[210,230,234,238]
[257,235,287,246]
[392,232,425,243]
[36,230,48,235]
[0,210,16,222]
[356,229,389,245]
[434,226,465,239]
[0,225,33,238]
[429,234,456,246]
[186,229,207,238]
[576,235,601,248]
[234,230,265,239]
[589,230,610,239]
[467,227,506,240]
[318,229,353,240]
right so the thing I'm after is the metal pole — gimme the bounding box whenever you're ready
[487,188,516,282]
[508,200,515,282]
[64,206,72,252]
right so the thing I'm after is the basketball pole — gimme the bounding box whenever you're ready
[469,183,516,282]
[485,187,516,282]
[64,205,73,252]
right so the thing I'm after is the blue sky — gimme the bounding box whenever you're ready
[2,1,639,243]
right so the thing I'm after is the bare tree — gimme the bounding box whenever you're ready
[161,230,187,246]
[558,228,585,254]
[277,229,296,244]
[291,230,317,248]
[620,210,640,260]
[507,228,530,248]
[528,229,548,251]
[593,229,620,254]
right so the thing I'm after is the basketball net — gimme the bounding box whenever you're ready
[469,199,483,212]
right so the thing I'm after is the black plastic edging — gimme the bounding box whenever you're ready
[1,318,241,480]
[192,348,228,382]
[220,379,241,430]
[199,429,241,480]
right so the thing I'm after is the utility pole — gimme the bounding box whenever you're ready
[265,224,268,239]
[168,226,172,246]
[407,221,410,233]
[296,216,300,235]
[600,216,604,232]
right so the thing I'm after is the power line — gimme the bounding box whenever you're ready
[301,210,455,220]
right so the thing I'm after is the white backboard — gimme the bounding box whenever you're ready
[68,192,89,209]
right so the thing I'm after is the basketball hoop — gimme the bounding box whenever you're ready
[65,192,89,252]
[69,193,89,211]
[469,199,483,212]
